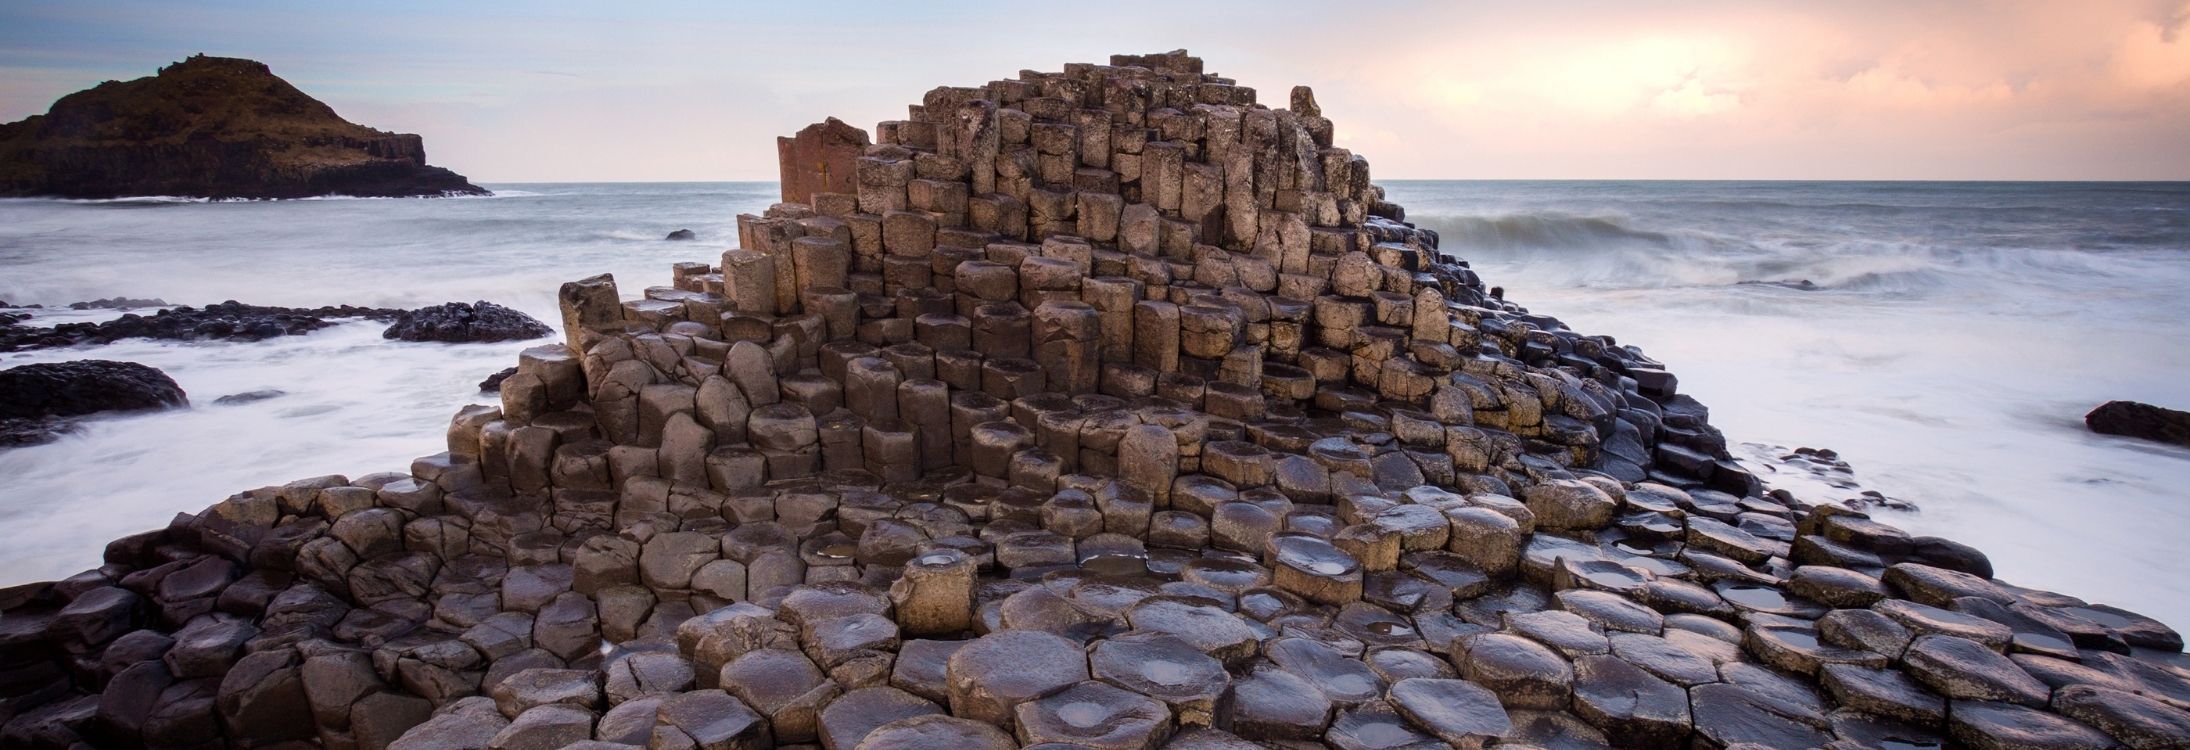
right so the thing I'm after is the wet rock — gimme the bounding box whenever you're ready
[384,301,553,343]
[1820,663,1948,726]
[1883,562,2013,608]
[490,667,600,718]
[1903,634,2050,706]
[720,647,839,743]
[1266,637,1383,706]
[1222,665,1331,741]
[603,651,694,704]
[945,629,1089,726]
[1552,588,1662,634]
[389,696,510,750]
[0,300,403,352]
[2084,400,2190,449]
[1,360,187,446]
[2050,683,2190,749]
[1876,598,2014,650]
[818,686,942,750]
[1452,633,1572,710]
[1570,654,1690,748]
[1387,677,1510,749]
[1014,679,1172,749]
[1787,565,1889,608]
[1327,704,1442,750]
[852,714,1017,750]
[1089,631,1229,726]
[666,229,697,241]
[213,388,286,405]
[1522,479,1617,531]
[1819,607,1915,657]
[1690,683,1833,749]
[214,648,314,741]
[490,703,594,750]
[652,688,771,749]
[1947,699,2114,750]
[1123,596,1259,664]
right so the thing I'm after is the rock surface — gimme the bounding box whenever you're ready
[1,50,2182,750]
[0,300,402,352]
[0,55,485,199]
[381,302,554,343]
[0,359,186,446]
[2086,400,2190,449]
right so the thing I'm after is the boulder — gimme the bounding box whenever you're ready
[0,359,187,446]
[384,301,554,343]
[2085,400,2190,449]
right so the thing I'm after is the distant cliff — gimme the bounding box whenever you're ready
[0,55,486,199]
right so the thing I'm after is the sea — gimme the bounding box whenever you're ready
[2,180,2186,630]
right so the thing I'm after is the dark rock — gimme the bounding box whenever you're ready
[1902,634,2051,707]
[665,229,697,241]
[1820,663,1947,726]
[479,367,519,393]
[0,55,486,199]
[1690,683,1834,749]
[1013,679,1171,749]
[213,388,285,405]
[0,360,186,446]
[1222,665,1331,741]
[1570,654,1690,748]
[2049,683,2190,749]
[69,297,169,310]
[383,301,553,343]
[1388,677,1511,748]
[1947,700,2114,750]
[2085,400,2190,449]
[0,300,404,352]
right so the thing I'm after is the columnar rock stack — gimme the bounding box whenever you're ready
[4,51,2188,750]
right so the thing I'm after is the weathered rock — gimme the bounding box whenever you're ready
[384,301,554,343]
[1,359,187,445]
[945,629,1089,727]
[1902,634,2050,707]
[1387,677,1510,749]
[2085,400,2190,449]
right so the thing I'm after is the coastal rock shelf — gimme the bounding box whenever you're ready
[4,51,2185,749]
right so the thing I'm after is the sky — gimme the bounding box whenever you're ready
[2,0,2187,182]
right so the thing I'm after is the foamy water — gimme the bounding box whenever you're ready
[2,180,2185,630]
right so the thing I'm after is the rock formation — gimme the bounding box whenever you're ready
[0,55,486,200]
[381,302,554,344]
[3,51,2187,750]
[2086,400,2190,450]
[0,360,187,446]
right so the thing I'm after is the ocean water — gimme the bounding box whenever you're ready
[2,180,2186,629]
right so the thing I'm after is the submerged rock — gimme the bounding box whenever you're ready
[2085,400,2190,449]
[382,301,553,343]
[0,359,186,446]
[212,389,285,405]
[665,229,697,241]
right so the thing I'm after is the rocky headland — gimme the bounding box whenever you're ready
[2,51,2186,750]
[0,55,485,200]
